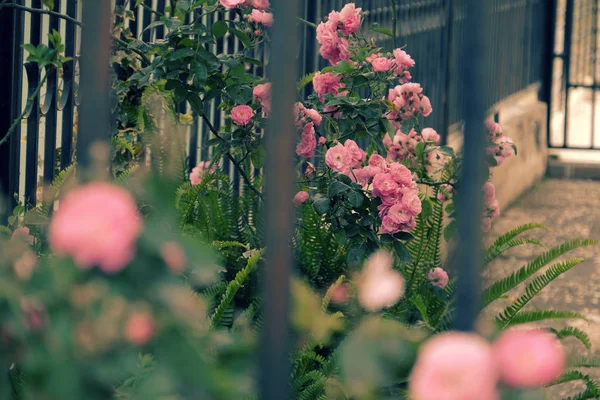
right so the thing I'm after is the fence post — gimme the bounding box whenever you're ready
[0,3,23,219]
[454,0,489,331]
[260,0,301,398]
[76,1,113,169]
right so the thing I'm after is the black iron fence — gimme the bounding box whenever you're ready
[0,0,554,210]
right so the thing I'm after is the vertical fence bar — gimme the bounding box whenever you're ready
[60,0,78,169]
[454,0,488,331]
[440,0,454,145]
[260,0,301,398]
[0,2,23,217]
[77,0,113,168]
[561,0,574,148]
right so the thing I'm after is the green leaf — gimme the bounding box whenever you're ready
[368,23,393,37]
[420,198,433,221]
[381,118,397,140]
[347,244,366,267]
[42,0,54,9]
[328,181,351,198]
[393,241,411,264]
[312,194,331,214]
[504,310,588,327]
[347,191,364,208]
[211,20,228,38]
[229,28,252,48]
[250,147,266,169]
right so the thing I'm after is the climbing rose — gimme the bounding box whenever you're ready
[437,184,453,203]
[296,122,317,158]
[421,127,440,143]
[337,3,362,35]
[493,328,565,388]
[344,139,366,168]
[293,191,310,206]
[253,83,271,113]
[410,332,499,400]
[161,241,187,274]
[316,17,350,64]
[125,312,155,345]
[219,0,245,8]
[312,71,345,102]
[49,182,142,273]
[190,161,216,185]
[248,9,274,26]
[247,0,269,10]
[318,136,326,145]
[427,267,449,289]
[325,143,351,173]
[370,56,395,72]
[231,105,254,125]
[356,250,405,312]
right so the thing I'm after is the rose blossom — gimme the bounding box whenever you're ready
[337,3,362,35]
[49,182,142,273]
[296,122,317,158]
[316,21,350,64]
[248,9,274,26]
[344,139,366,168]
[293,191,310,206]
[373,173,399,197]
[253,83,271,113]
[493,328,565,388]
[421,127,440,144]
[325,143,351,173]
[356,250,405,312]
[427,267,449,289]
[312,71,345,102]
[247,0,269,10]
[161,241,187,274]
[318,136,327,145]
[409,332,499,400]
[190,161,217,185]
[370,57,395,72]
[125,312,155,345]
[219,0,245,8]
[230,105,254,125]
[304,162,316,177]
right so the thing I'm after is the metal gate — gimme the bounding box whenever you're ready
[549,0,600,149]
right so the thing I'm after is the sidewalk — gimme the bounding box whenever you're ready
[483,178,600,398]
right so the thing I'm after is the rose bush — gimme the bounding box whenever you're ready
[1,1,599,400]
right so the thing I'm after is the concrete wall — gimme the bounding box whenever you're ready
[447,84,548,211]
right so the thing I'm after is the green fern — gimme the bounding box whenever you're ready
[504,310,588,327]
[482,239,596,307]
[496,258,585,327]
[40,164,76,214]
[484,238,545,265]
[297,72,316,91]
[549,370,590,386]
[209,248,265,329]
[549,327,593,349]
[486,222,549,251]
[567,356,600,369]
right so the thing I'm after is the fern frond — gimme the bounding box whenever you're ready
[40,164,76,214]
[496,258,585,327]
[484,238,545,265]
[548,370,590,386]
[209,248,265,329]
[567,356,600,368]
[487,222,549,251]
[297,72,316,91]
[115,165,140,185]
[483,239,596,306]
[549,327,593,349]
[504,310,588,327]
[321,275,346,311]
[210,241,249,251]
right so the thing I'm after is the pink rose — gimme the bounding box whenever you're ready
[219,0,245,8]
[161,241,187,274]
[344,139,366,168]
[368,153,387,169]
[325,143,351,173]
[316,20,350,64]
[410,332,499,400]
[427,267,449,289]
[248,9,274,26]
[370,57,395,72]
[366,52,382,63]
[481,217,492,232]
[381,215,400,234]
[247,0,269,10]
[357,250,405,311]
[389,163,413,185]
[483,181,496,205]
[230,105,254,125]
[318,136,327,145]
[296,124,317,158]
[372,173,399,197]
[190,161,217,185]
[304,108,322,126]
[338,3,362,35]
[253,83,271,113]
[421,128,440,144]
[393,48,415,72]
[125,312,155,345]
[493,328,565,388]
[312,71,345,102]
[293,191,310,206]
[401,190,422,215]
[49,182,142,273]
[420,95,433,116]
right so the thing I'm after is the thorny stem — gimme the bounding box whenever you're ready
[0,2,82,26]
[0,73,49,147]
[200,114,264,201]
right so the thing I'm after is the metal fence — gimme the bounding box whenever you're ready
[0,0,553,209]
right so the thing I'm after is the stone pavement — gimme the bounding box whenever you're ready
[483,178,600,399]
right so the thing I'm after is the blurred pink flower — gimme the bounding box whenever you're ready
[13,250,37,281]
[293,191,310,206]
[125,312,155,345]
[49,182,142,273]
[20,298,47,332]
[427,267,449,289]
[248,9,274,26]
[493,328,565,388]
[253,83,271,113]
[357,250,405,311]
[410,332,499,400]
[318,136,327,145]
[161,241,187,274]
[231,105,254,125]
[190,161,217,185]
[220,0,245,8]
[11,226,35,245]
[247,0,269,10]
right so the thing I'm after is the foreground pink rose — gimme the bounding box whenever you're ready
[248,9,274,26]
[231,105,254,125]
[161,241,187,273]
[493,328,565,388]
[190,161,217,185]
[410,332,499,400]
[219,0,245,8]
[125,312,155,345]
[49,182,142,273]
[293,191,310,206]
[356,250,405,311]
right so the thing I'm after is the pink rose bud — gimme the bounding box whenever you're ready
[293,191,309,206]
